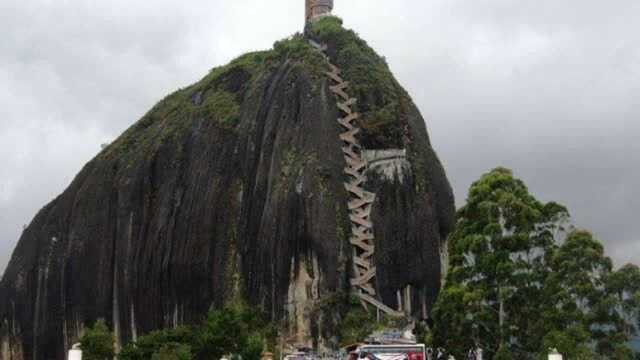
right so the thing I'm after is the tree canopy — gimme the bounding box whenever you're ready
[432,167,639,359]
[85,302,273,360]
[79,319,115,360]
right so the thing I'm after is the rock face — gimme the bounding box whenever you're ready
[0,18,454,359]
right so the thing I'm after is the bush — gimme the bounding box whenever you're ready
[541,326,593,360]
[310,292,403,347]
[119,326,194,360]
[494,345,513,360]
[151,343,192,360]
[194,302,265,360]
[79,319,114,360]
[119,304,271,360]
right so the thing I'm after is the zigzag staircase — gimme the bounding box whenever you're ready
[308,39,404,318]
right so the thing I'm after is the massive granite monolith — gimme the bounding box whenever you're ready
[0,17,454,359]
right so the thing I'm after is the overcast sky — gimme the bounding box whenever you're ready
[1,0,639,276]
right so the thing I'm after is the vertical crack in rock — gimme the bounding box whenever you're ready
[130,303,137,343]
[286,254,321,347]
[126,212,136,342]
[110,187,122,353]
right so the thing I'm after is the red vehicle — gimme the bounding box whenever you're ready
[350,344,426,360]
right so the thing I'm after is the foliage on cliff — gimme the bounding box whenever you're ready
[312,293,402,347]
[308,16,411,148]
[100,34,327,164]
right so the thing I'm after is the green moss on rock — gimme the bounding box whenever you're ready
[309,16,409,149]
[312,293,402,347]
[271,34,328,78]
[99,37,326,164]
[200,91,240,127]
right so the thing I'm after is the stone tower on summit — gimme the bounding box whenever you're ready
[305,0,334,22]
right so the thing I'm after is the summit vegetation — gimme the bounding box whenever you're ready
[99,34,327,166]
[97,15,413,169]
[308,16,411,149]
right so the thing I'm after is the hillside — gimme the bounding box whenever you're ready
[0,17,454,359]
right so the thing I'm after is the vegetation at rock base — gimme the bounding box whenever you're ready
[193,302,267,360]
[86,302,275,360]
[338,301,382,346]
[432,167,640,359]
[309,292,407,348]
[308,16,410,149]
[79,319,115,360]
[340,295,399,346]
[118,326,195,360]
[494,345,514,360]
[150,343,192,360]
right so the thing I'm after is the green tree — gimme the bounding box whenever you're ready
[494,344,514,360]
[540,326,592,360]
[608,264,640,339]
[151,343,192,360]
[542,230,631,357]
[119,304,273,360]
[431,283,477,354]
[193,302,266,360]
[432,167,569,358]
[433,167,640,359]
[79,319,115,360]
[241,333,266,360]
[119,326,194,360]
[611,344,635,360]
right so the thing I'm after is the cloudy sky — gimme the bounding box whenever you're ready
[1,0,638,275]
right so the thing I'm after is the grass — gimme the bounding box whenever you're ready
[200,90,240,127]
[271,34,328,77]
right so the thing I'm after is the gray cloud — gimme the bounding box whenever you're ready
[1,0,638,275]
